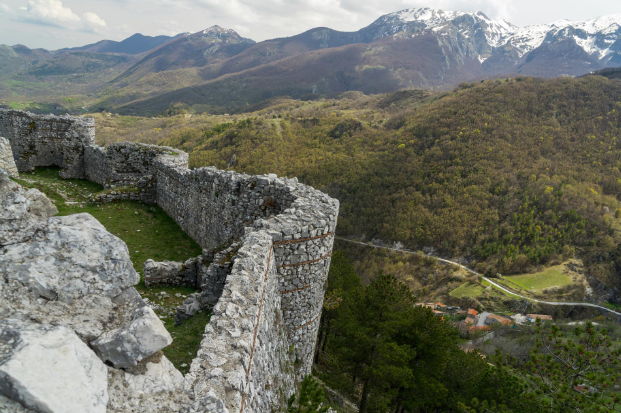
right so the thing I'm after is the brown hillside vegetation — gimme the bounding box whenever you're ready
[98,35,483,115]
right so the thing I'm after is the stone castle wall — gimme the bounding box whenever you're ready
[0,109,94,179]
[1,109,339,412]
[184,231,297,413]
[0,137,19,177]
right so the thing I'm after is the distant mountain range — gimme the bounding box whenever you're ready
[60,33,185,55]
[2,7,621,115]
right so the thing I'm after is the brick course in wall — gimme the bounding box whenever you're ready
[1,109,340,413]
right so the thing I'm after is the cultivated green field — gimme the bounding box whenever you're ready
[449,282,486,298]
[504,264,574,294]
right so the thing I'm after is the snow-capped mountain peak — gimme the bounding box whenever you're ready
[506,14,621,59]
[371,7,517,48]
[394,7,467,25]
[368,8,621,66]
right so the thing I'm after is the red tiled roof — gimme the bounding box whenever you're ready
[469,326,492,333]
[528,314,553,321]
[487,314,512,325]
[467,309,478,316]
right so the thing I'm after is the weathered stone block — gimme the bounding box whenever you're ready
[0,319,108,413]
[0,213,138,302]
[91,303,172,369]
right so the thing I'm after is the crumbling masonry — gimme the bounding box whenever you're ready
[0,109,339,413]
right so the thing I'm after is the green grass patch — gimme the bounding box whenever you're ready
[449,282,486,298]
[162,310,211,373]
[13,167,208,371]
[504,264,573,293]
[602,302,621,311]
[9,101,30,110]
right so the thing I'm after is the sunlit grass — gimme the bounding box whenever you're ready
[504,264,573,293]
[13,167,207,371]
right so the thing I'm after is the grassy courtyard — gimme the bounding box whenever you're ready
[13,167,208,373]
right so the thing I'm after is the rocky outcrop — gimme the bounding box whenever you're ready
[0,169,57,247]
[1,213,139,302]
[0,137,18,178]
[0,319,109,413]
[0,171,181,412]
[91,289,172,368]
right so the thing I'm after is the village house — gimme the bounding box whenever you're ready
[465,308,478,325]
[485,314,513,326]
[527,314,553,322]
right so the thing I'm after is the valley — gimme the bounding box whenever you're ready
[3,7,621,117]
[4,4,621,412]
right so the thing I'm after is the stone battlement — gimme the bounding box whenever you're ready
[0,109,339,413]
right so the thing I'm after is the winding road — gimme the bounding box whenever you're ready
[336,237,621,317]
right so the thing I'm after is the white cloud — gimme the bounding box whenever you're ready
[16,0,106,32]
[82,11,106,31]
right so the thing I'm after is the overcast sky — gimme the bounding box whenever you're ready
[0,0,619,50]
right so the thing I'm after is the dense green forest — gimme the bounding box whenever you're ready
[135,75,620,295]
[91,75,621,296]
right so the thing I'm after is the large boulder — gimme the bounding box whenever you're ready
[1,177,183,412]
[0,213,139,302]
[0,319,109,413]
[0,169,57,247]
[106,354,190,413]
[122,354,184,395]
[91,288,172,368]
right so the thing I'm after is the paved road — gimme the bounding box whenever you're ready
[336,237,621,317]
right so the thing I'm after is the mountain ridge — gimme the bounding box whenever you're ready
[3,8,621,115]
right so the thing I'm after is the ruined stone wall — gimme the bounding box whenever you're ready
[155,162,294,250]
[0,109,94,179]
[0,137,19,177]
[86,142,188,204]
[184,231,297,413]
[3,109,340,411]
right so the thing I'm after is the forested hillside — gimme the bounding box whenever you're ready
[97,75,621,297]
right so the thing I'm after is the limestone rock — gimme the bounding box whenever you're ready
[106,356,191,413]
[122,355,184,395]
[91,303,172,369]
[0,213,139,302]
[27,294,116,343]
[0,395,36,412]
[0,169,57,247]
[0,137,19,178]
[0,319,108,413]
[144,259,182,287]
[174,294,202,326]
